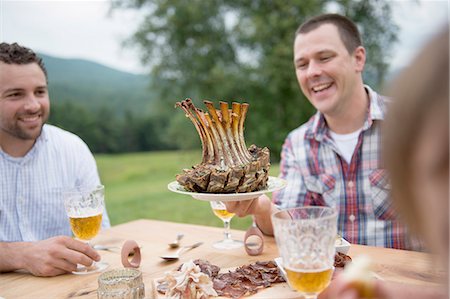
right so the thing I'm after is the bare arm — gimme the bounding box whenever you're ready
[224,194,278,236]
[0,236,100,277]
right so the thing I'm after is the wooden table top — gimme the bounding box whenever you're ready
[0,219,444,298]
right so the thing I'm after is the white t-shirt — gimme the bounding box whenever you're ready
[329,128,362,164]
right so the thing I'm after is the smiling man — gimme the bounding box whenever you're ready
[0,54,50,157]
[0,42,110,276]
[225,14,414,250]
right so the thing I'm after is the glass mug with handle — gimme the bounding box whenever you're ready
[272,206,337,299]
[64,184,109,274]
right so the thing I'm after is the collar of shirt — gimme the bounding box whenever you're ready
[305,85,386,142]
[0,125,48,165]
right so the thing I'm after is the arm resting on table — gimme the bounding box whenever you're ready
[0,236,100,277]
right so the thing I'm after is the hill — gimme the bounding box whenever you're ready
[39,53,155,115]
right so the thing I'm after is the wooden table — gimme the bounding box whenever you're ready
[0,219,444,298]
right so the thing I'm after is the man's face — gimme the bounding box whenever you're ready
[0,62,49,142]
[293,24,365,117]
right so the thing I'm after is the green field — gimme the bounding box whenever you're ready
[96,150,279,231]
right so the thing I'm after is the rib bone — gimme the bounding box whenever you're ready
[175,99,270,193]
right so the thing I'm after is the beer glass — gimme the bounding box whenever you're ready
[210,201,243,249]
[64,185,108,274]
[272,206,337,299]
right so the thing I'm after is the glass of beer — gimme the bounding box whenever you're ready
[272,206,337,299]
[210,200,243,250]
[64,185,108,274]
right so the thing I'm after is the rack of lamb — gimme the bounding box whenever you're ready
[175,99,270,193]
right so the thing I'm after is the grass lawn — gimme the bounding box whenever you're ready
[96,150,280,231]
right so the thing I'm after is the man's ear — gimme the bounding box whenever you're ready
[353,46,366,72]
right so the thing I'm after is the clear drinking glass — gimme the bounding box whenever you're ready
[210,201,243,249]
[63,185,109,274]
[272,206,338,299]
[98,268,145,299]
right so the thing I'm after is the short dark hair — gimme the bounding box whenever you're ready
[0,42,47,79]
[296,14,362,54]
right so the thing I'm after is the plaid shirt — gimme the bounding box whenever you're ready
[273,85,412,249]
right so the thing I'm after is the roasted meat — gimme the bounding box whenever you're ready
[175,99,270,193]
[159,259,285,299]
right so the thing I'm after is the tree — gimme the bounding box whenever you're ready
[49,102,121,153]
[112,0,397,160]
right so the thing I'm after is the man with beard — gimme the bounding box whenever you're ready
[0,42,110,276]
[225,14,414,250]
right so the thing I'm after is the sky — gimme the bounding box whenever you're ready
[0,0,448,75]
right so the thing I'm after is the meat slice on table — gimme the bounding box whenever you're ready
[175,99,270,193]
[157,259,286,299]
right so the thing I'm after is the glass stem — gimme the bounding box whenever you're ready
[223,220,232,241]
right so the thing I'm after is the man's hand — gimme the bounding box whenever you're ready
[318,270,446,299]
[224,194,276,235]
[224,198,260,217]
[1,236,100,277]
[318,276,361,299]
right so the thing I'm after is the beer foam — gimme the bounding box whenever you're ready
[284,265,332,273]
[67,209,102,218]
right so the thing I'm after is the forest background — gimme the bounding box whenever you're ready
[47,0,398,162]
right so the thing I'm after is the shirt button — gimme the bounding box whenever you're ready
[348,181,354,188]
[349,214,356,222]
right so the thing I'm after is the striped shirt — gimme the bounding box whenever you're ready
[0,124,110,242]
[273,85,412,249]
